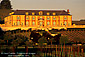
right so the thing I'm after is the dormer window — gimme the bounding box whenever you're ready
[53,13,56,15]
[39,11,43,15]
[47,12,50,15]
[26,12,29,15]
[32,12,35,15]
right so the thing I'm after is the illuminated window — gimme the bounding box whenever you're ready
[26,21,29,25]
[32,22,35,25]
[32,12,35,15]
[53,22,56,25]
[47,17,50,20]
[17,21,20,25]
[61,23,63,25]
[64,17,67,20]
[32,17,35,20]
[17,16,20,20]
[14,23,15,25]
[47,22,50,25]
[68,23,70,26]
[53,17,56,20]
[26,16,29,20]
[40,22,43,26]
[40,17,42,20]
[64,21,67,25]
[47,13,50,15]
[39,11,43,15]
[53,13,56,15]
[26,12,29,15]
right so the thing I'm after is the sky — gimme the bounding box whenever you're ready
[0,0,85,21]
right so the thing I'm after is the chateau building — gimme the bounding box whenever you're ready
[4,9,72,28]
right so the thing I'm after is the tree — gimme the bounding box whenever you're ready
[60,35,69,45]
[38,37,47,47]
[0,0,12,9]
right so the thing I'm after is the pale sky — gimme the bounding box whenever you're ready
[0,0,85,21]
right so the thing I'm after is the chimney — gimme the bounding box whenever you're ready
[67,9,69,12]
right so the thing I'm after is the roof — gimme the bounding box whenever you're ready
[72,21,85,25]
[12,10,71,15]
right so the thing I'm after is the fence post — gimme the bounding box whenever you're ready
[56,45,57,57]
[81,48,84,57]
[77,45,80,56]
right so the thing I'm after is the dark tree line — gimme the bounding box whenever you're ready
[0,0,12,9]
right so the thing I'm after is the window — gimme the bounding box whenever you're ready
[40,17,42,20]
[53,22,56,25]
[47,22,50,25]
[64,21,67,25]
[14,23,15,25]
[53,17,56,20]
[0,17,1,21]
[17,21,20,25]
[39,11,43,15]
[64,17,67,20]
[32,22,35,25]
[26,12,29,15]
[26,16,29,20]
[32,17,35,20]
[17,16,20,20]
[26,21,29,25]
[61,23,63,25]
[68,23,70,26]
[47,17,50,20]
[40,22,43,26]
[47,13,50,15]
[32,12,35,15]
[53,13,56,15]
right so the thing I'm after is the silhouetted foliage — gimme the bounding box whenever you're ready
[0,0,12,9]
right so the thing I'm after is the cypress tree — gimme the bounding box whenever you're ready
[0,0,12,9]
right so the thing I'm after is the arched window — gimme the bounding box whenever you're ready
[47,22,50,25]
[40,22,43,26]
[64,21,67,25]
[53,13,56,15]
[53,17,56,20]
[32,17,35,20]
[32,22,35,25]
[47,12,50,15]
[53,22,56,25]
[17,16,20,20]
[40,17,42,20]
[47,17,50,20]
[26,16,29,20]
[39,11,43,15]
[26,21,29,25]
[17,21,20,25]
[64,17,67,20]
